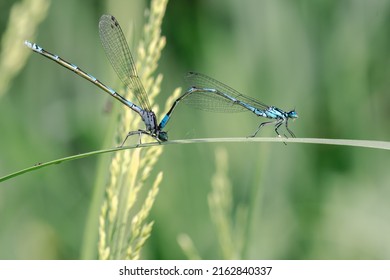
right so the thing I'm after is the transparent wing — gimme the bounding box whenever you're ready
[182,89,249,113]
[99,14,151,111]
[185,72,270,111]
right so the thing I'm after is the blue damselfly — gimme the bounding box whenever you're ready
[159,72,298,138]
[25,14,167,146]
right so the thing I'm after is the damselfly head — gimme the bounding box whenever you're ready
[288,110,298,119]
[158,131,168,142]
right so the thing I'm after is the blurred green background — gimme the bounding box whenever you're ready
[1,0,390,259]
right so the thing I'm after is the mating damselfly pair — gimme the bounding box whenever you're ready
[25,14,298,146]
